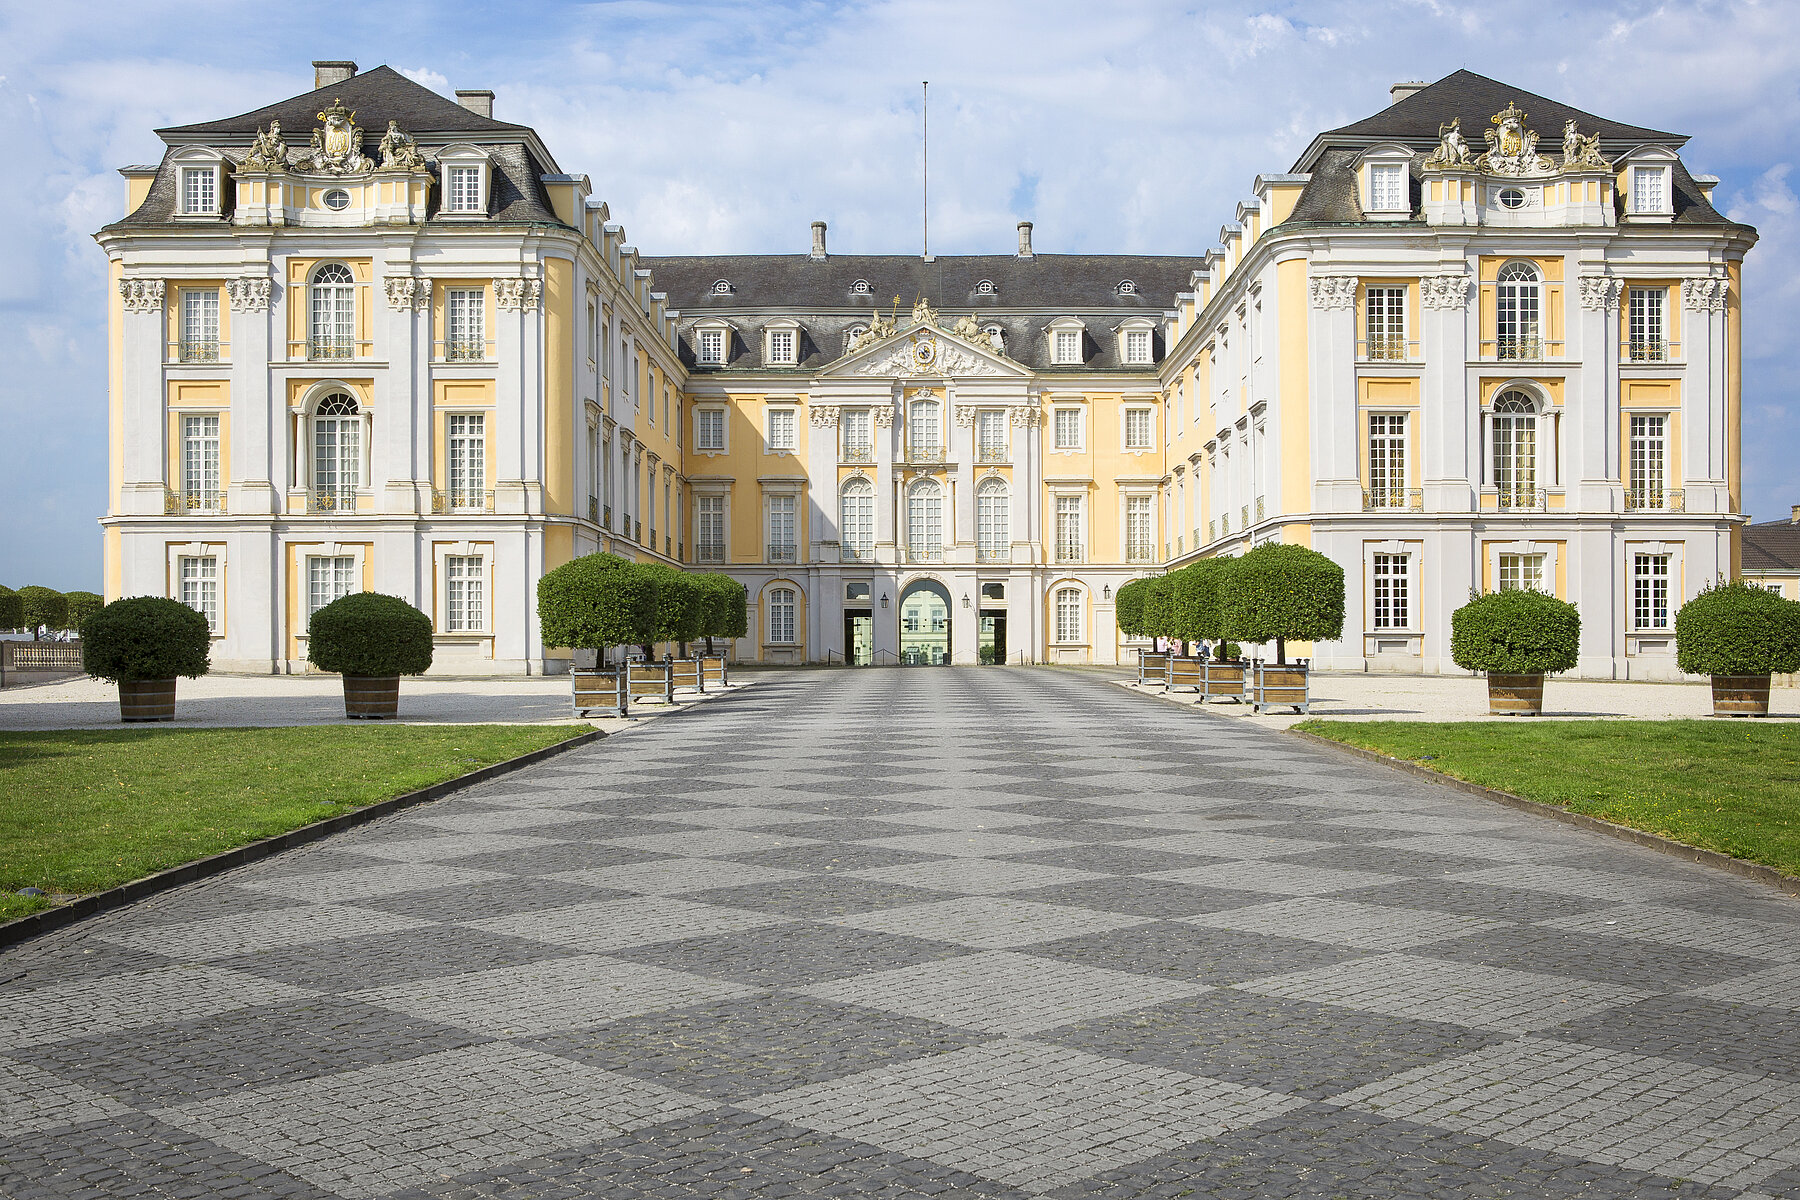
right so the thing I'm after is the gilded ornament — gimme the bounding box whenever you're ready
[299,99,370,174]
[1476,102,1554,176]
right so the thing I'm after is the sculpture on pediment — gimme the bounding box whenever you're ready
[950,313,985,343]
[299,99,370,174]
[909,296,938,328]
[377,120,428,171]
[1423,117,1472,168]
[1478,102,1553,176]
[1561,119,1610,170]
[241,121,288,172]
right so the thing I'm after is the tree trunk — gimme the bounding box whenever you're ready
[1275,636,1287,666]
[704,635,715,654]
[640,643,655,660]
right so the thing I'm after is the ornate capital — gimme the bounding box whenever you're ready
[872,404,896,428]
[1682,277,1728,311]
[1308,276,1357,310]
[383,276,431,312]
[1009,406,1043,427]
[953,405,977,428]
[118,278,166,313]
[494,278,542,311]
[1577,275,1622,311]
[1420,274,1472,311]
[225,277,272,312]
[808,404,840,427]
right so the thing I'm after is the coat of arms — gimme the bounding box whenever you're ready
[299,99,370,174]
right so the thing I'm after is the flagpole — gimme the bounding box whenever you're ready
[922,80,929,260]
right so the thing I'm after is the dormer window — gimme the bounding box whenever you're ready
[975,279,996,296]
[1370,163,1406,211]
[1123,329,1152,365]
[181,166,218,215]
[447,167,481,211]
[697,327,725,365]
[765,323,799,366]
[845,324,868,352]
[436,145,492,217]
[1055,331,1081,364]
[1360,144,1414,219]
[983,324,1005,352]
[850,279,872,298]
[1631,165,1670,215]
[1115,280,1137,297]
[712,279,733,296]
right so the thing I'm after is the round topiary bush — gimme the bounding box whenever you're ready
[81,596,212,683]
[65,590,104,635]
[307,592,434,677]
[1167,558,1235,647]
[1219,543,1345,663]
[1113,579,1148,639]
[1450,589,1581,675]
[695,573,748,652]
[537,554,659,659]
[645,563,706,653]
[1674,580,1800,677]
[18,585,67,635]
[0,585,22,631]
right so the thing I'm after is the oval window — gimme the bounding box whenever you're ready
[1497,187,1526,210]
[323,189,352,211]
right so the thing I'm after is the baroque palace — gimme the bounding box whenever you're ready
[97,63,1754,676]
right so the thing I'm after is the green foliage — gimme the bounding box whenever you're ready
[1218,544,1345,651]
[1114,579,1148,638]
[65,591,104,634]
[1450,589,1581,675]
[536,553,660,652]
[697,572,748,640]
[0,585,22,631]
[18,586,67,633]
[306,592,434,677]
[645,563,707,646]
[81,597,212,683]
[1165,558,1235,644]
[1138,576,1175,641]
[1218,642,1242,660]
[1674,580,1800,677]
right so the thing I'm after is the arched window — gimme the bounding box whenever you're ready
[907,479,943,563]
[1495,262,1541,360]
[840,479,874,562]
[975,279,996,296]
[850,279,872,297]
[983,324,1005,353]
[977,480,1009,562]
[1116,280,1137,296]
[908,397,941,461]
[311,391,363,511]
[845,324,868,354]
[1491,389,1540,507]
[767,587,796,644]
[309,264,356,360]
[1055,586,1084,643]
[711,279,732,295]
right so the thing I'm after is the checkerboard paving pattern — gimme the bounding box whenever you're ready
[8,668,1800,1199]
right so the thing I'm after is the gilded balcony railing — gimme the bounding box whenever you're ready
[441,338,488,362]
[1484,336,1563,361]
[1255,496,1266,521]
[1624,339,1678,363]
[842,544,874,563]
[603,504,612,529]
[308,486,358,513]
[1126,544,1156,564]
[1241,504,1250,528]
[1055,544,1085,565]
[976,546,1007,563]
[1357,336,1416,361]
[1625,487,1685,512]
[907,546,943,564]
[308,336,357,361]
[432,488,495,514]
[767,543,797,564]
[164,489,225,514]
[840,443,874,464]
[1496,488,1548,511]
[588,496,599,524]
[1363,487,1424,511]
[177,339,221,363]
[907,445,945,464]
[977,446,1009,463]
[694,542,726,563]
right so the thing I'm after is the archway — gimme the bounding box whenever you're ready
[898,579,952,666]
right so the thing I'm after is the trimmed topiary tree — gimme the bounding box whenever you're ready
[1113,578,1148,640]
[0,585,22,632]
[1219,543,1345,664]
[644,563,707,657]
[65,591,104,635]
[1450,589,1581,676]
[1166,558,1235,649]
[18,586,67,637]
[1675,580,1800,678]
[307,593,434,677]
[1139,575,1176,646]
[537,553,660,665]
[696,573,748,655]
[82,596,212,683]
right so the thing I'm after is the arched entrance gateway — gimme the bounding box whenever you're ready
[898,579,952,665]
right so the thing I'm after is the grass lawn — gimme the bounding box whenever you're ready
[1295,719,1800,878]
[0,725,586,923]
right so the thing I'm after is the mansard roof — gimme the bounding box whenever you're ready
[157,66,535,142]
[1293,69,1685,171]
[1743,519,1800,572]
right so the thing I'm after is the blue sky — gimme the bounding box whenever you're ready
[2,0,1795,590]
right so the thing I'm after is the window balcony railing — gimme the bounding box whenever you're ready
[1255,496,1266,522]
[164,488,225,514]
[843,544,875,563]
[1496,488,1548,511]
[678,543,685,561]
[1623,339,1679,363]
[1483,336,1563,361]
[1358,336,1416,361]
[588,496,599,524]
[1192,527,1201,548]
[1055,544,1085,565]
[438,338,491,362]
[840,443,874,464]
[907,546,943,564]
[695,542,726,563]
[665,535,673,557]
[907,445,945,464]
[635,519,643,543]
[1625,487,1685,512]
[432,488,495,514]
[1126,544,1156,564]
[1363,487,1424,511]
[977,446,1009,463]
[1208,519,1217,542]
[603,503,613,529]
[175,339,222,363]
[305,336,361,361]
[1241,504,1250,528]
[767,543,798,564]
[976,546,1008,563]
[308,486,359,513]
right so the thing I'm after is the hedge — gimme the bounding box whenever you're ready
[1219,543,1344,663]
[1674,580,1800,677]
[65,590,104,633]
[81,596,212,683]
[18,585,67,633]
[1139,576,1175,643]
[0,585,21,631]
[307,592,434,677]
[537,553,660,656]
[1450,589,1581,675]
[697,572,748,646]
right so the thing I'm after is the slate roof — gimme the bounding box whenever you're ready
[1743,519,1800,572]
[158,66,534,141]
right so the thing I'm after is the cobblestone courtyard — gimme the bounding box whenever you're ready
[5,668,1800,1198]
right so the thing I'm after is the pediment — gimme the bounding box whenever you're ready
[822,322,1031,380]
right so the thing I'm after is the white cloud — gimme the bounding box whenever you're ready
[399,66,450,93]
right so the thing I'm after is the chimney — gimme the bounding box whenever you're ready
[810,220,828,260]
[1016,221,1034,258]
[1791,504,1799,525]
[313,60,357,90]
[1389,80,1427,105]
[456,89,495,119]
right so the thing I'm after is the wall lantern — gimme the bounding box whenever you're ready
[880,592,889,609]
[1103,584,1112,599]
[962,594,972,608]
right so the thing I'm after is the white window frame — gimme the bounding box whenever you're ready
[1364,546,1419,633]
[1498,552,1546,593]
[445,288,486,360]
[179,413,222,505]
[308,263,358,360]
[433,543,493,635]
[976,479,1010,560]
[1123,493,1155,562]
[694,492,728,562]
[1052,327,1084,365]
[1052,405,1085,453]
[436,145,493,216]
[1630,165,1672,217]
[1368,411,1408,506]
[1364,286,1407,360]
[907,396,942,460]
[1482,541,1561,603]
[167,543,225,637]
[765,404,798,454]
[1360,144,1414,218]
[764,322,800,366]
[1053,585,1085,645]
[1054,493,1085,563]
[906,478,944,561]
[694,405,726,454]
[305,554,359,623]
[840,478,874,561]
[1494,261,1542,360]
[766,586,798,645]
[1487,388,1544,503]
[179,287,221,361]
[975,410,1008,461]
[1122,406,1155,452]
[696,327,725,365]
[1628,413,1669,507]
[840,408,873,461]
[1631,551,1672,631]
[446,412,487,510]
[765,492,798,562]
[306,387,369,506]
[173,151,223,217]
[1122,328,1152,365]
[1627,286,1668,361]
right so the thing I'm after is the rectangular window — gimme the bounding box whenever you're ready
[1370,163,1406,210]
[1055,495,1083,562]
[1126,495,1153,561]
[1054,329,1082,364]
[180,167,216,215]
[768,495,796,562]
[1123,329,1151,365]
[908,400,940,459]
[1368,413,1407,507]
[180,289,220,361]
[767,408,797,451]
[697,495,725,562]
[697,328,724,365]
[446,289,485,360]
[977,410,1007,461]
[1628,288,1666,361]
[445,555,485,631]
[768,588,796,643]
[181,415,221,505]
[1124,408,1153,450]
[447,413,486,509]
[1372,553,1410,629]
[1365,287,1407,359]
[447,166,482,212]
[1499,553,1545,593]
[841,409,872,461]
[1055,588,1082,643]
[306,555,356,620]
[696,408,724,452]
[1629,415,1667,508]
[1053,408,1081,451]
[1633,553,1670,630]
[1632,167,1666,214]
[179,555,219,632]
[768,329,796,364]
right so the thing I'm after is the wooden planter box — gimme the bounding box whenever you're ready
[1487,672,1544,715]
[1168,656,1205,691]
[670,658,705,695]
[573,668,628,718]
[1137,650,1171,687]
[118,677,177,722]
[343,675,400,719]
[1200,661,1247,703]
[1250,662,1310,714]
[628,661,676,705]
[1712,674,1772,717]
[701,655,729,687]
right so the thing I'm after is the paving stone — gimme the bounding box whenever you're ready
[95,903,437,961]
[1542,903,1800,962]
[1447,861,1714,903]
[214,922,581,992]
[1009,875,1282,918]
[351,874,637,921]
[1417,923,1772,991]
[1182,896,1508,950]
[1023,920,1373,985]
[466,894,788,953]
[0,965,315,1049]
[615,921,972,987]
[1143,859,1406,896]
[1547,993,1800,1081]
[845,857,1108,895]
[542,857,808,895]
[1690,962,1800,1012]
[235,861,513,903]
[689,875,950,918]
[336,831,564,863]
[830,896,1150,949]
[1001,842,1223,875]
[0,1112,340,1199]
[1335,877,1617,923]
[0,1056,136,1134]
